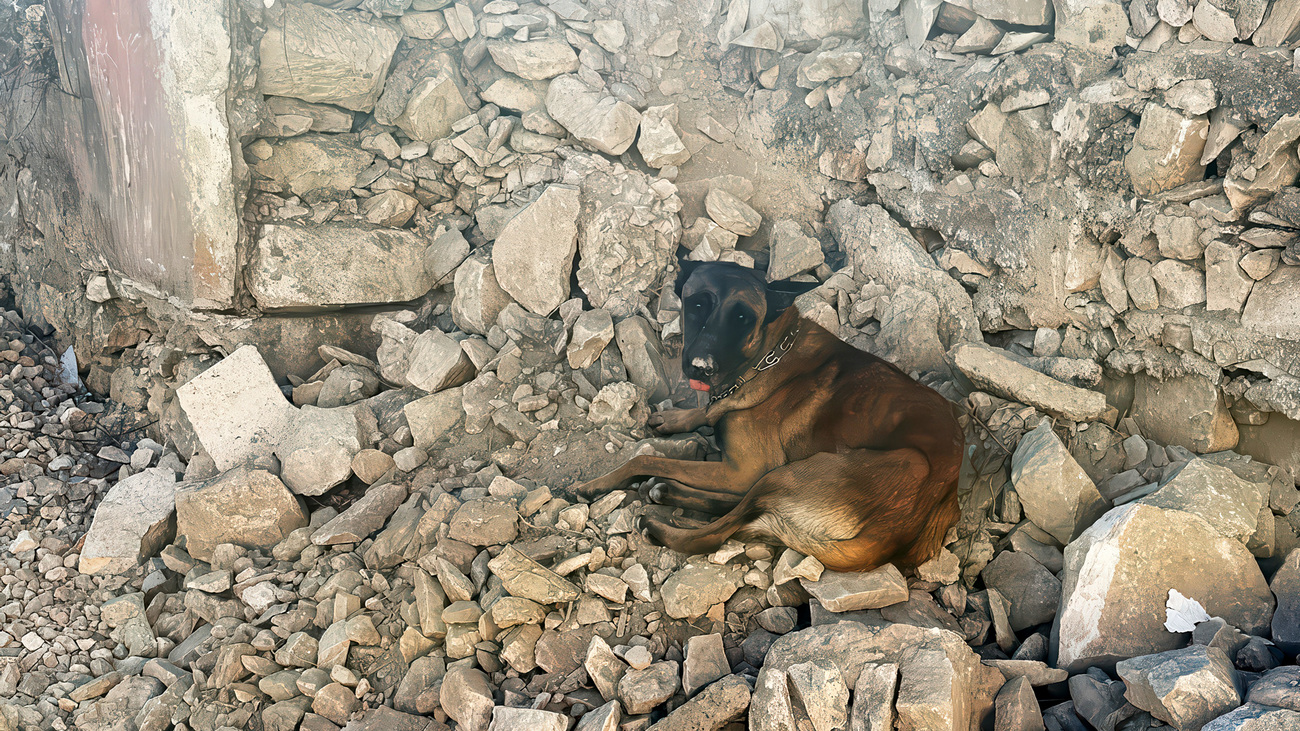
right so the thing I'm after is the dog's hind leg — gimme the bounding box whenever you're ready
[648,479,744,515]
[642,505,756,557]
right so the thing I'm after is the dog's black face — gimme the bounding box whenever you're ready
[675,261,819,394]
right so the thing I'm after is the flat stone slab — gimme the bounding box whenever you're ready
[79,467,178,575]
[176,345,295,472]
[953,342,1109,422]
[801,564,910,612]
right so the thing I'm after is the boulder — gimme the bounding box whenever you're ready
[251,134,374,203]
[175,467,307,561]
[1203,704,1300,731]
[395,73,470,142]
[800,564,910,612]
[1132,373,1239,454]
[493,185,581,315]
[637,105,691,169]
[1056,502,1275,672]
[404,387,463,451]
[249,224,434,309]
[562,153,679,317]
[1126,104,1210,196]
[452,251,516,336]
[176,345,295,472]
[488,39,580,80]
[645,674,750,731]
[663,563,745,619]
[1116,645,1240,730]
[619,662,680,715]
[312,481,408,545]
[1011,421,1109,544]
[1270,548,1300,654]
[404,329,475,393]
[545,75,641,156]
[567,309,615,370]
[683,634,730,697]
[1139,458,1267,544]
[275,405,364,496]
[259,3,401,111]
[1242,265,1300,342]
[78,467,178,575]
[981,551,1062,631]
[441,666,493,731]
[768,220,825,281]
[614,316,671,403]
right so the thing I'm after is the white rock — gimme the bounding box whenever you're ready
[79,468,178,575]
[493,185,581,315]
[176,345,295,472]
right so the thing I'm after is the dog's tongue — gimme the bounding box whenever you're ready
[688,379,711,392]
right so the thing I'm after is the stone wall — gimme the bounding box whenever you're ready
[1,0,1299,482]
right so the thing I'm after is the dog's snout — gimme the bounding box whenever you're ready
[690,356,716,376]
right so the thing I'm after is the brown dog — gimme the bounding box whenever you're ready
[574,261,963,572]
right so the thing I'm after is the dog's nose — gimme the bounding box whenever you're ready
[690,356,716,376]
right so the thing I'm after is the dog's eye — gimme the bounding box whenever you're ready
[735,311,752,324]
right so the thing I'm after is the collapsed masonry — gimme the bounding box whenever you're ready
[0,0,1299,729]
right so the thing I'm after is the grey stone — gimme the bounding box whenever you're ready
[1126,104,1209,196]
[1057,502,1275,672]
[645,674,750,731]
[441,665,494,731]
[251,134,374,203]
[981,551,1062,630]
[488,546,580,603]
[618,661,680,715]
[1139,458,1266,543]
[175,467,307,562]
[1132,373,1239,455]
[448,499,519,546]
[787,660,850,731]
[276,405,364,496]
[1116,645,1240,731]
[800,564,910,612]
[662,563,744,619]
[683,634,730,696]
[494,185,580,316]
[954,344,1109,422]
[545,75,640,155]
[453,251,517,336]
[395,73,470,143]
[177,345,295,472]
[259,4,401,111]
[249,223,433,309]
[488,39,580,80]
[311,481,408,545]
[79,467,177,575]
[994,675,1044,731]
[1270,548,1300,653]
[1203,703,1300,731]
[850,662,898,731]
[638,105,691,169]
[1011,421,1109,544]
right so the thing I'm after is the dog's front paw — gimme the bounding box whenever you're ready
[649,407,705,434]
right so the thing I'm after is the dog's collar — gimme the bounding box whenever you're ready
[708,323,801,405]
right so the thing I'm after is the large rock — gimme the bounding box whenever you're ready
[1116,645,1240,731]
[662,564,745,619]
[614,316,671,404]
[747,0,866,43]
[176,345,295,471]
[175,467,307,561]
[800,564,910,612]
[1132,373,1239,454]
[761,623,1000,731]
[1242,265,1300,342]
[493,185,581,315]
[1056,502,1275,672]
[249,224,434,310]
[488,39,580,80]
[259,3,401,111]
[404,387,463,450]
[1055,0,1129,57]
[1125,104,1210,196]
[954,343,1110,422]
[827,201,980,350]
[564,153,679,318]
[1011,421,1109,544]
[251,134,374,203]
[488,546,581,604]
[452,251,516,336]
[1203,704,1300,731]
[981,551,1062,631]
[395,73,470,143]
[404,329,475,393]
[1139,459,1267,544]
[637,105,691,169]
[441,666,493,731]
[1271,548,1300,654]
[312,480,408,545]
[79,467,177,575]
[545,75,641,156]
[973,0,1052,24]
[645,674,750,731]
[275,405,364,496]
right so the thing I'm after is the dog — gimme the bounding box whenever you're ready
[573,261,963,573]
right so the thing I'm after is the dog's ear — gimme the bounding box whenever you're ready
[764,278,820,321]
[675,259,704,297]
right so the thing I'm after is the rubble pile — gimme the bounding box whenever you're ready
[2,0,1300,729]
